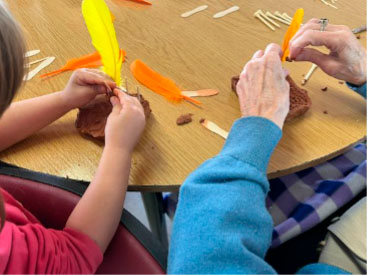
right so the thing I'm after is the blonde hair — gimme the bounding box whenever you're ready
[0,1,25,229]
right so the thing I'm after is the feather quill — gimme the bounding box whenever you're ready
[82,0,123,86]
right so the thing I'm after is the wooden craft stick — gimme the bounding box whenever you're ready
[125,76,129,92]
[275,11,291,23]
[320,0,338,9]
[24,57,55,81]
[213,6,240,19]
[352,25,367,34]
[26,57,50,68]
[200,119,229,139]
[254,10,275,31]
[136,86,142,101]
[259,10,280,28]
[25,49,40,58]
[282,12,293,22]
[266,11,290,25]
[181,89,219,97]
[302,64,318,85]
[181,5,208,18]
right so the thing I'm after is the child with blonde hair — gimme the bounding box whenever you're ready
[0,2,146,273]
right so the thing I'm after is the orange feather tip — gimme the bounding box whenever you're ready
[126,0,152,5]
[281,8,304,62]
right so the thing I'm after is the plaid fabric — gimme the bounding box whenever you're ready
[268,143,366,248]
[164,143,366,248]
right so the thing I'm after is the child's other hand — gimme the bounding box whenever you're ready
[105,89,146,154]
[62,69,116,110]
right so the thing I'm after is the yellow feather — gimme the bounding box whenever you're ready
[82,0,122,86]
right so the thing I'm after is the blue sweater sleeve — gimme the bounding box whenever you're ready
[346,82,367,98]
[168,117,281,274]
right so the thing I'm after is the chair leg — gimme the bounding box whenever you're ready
[141,192,169,250]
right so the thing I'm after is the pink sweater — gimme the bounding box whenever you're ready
[0,188,103,274]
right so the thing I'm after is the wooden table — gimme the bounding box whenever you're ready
[1,0,366,192]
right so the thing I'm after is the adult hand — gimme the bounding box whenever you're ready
[289,19,367,86]
[61,69,116,110]
[236,43,290,129]
[105,89,146,154]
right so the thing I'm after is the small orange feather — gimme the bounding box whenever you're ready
[40,50,125,78]
[281,8,304,62]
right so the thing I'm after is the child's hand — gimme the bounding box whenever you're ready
[62,69,116,110]
[105,89,146,153]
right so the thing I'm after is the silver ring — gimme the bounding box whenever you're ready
[319,18,329,31]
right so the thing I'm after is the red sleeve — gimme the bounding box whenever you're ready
[1,222,103,274]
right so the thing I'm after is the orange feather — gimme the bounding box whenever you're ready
[281,8,304,62]
[130,59,201,105]
[40,50,125,78]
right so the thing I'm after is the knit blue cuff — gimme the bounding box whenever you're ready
[297,263,351,275]
[220,116,282,173]
[346,82,367,99]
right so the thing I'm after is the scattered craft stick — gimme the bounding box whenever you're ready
[275,11,291,23]
[26,57,50,68]
[352,25,366,34]
[266,12,290,25]
[136,86,142,101]
[213,6,240,19]
[25,49,40,58]
[302,64,318,85]
[24,57,55,81]
[281,8,304,61]
[254,10,275,31]
[125,76,129,92]
[259,10,280,28]
[320,0,338,9]
[200,119,229,139]
[130,59,201,105]
[282,12,293,22]
[181,5,208,18]
[181,89,219,97]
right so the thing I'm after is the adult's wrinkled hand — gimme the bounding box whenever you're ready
[236,43,290,130]
[289,19,367,86]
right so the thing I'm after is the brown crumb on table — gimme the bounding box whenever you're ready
[356,34,361,39]
[302,74,305,77]
[323,110,328,114]
[200,118,205,124]
[176,113,193,126]
[338,81,344,84]
[321,87,328,91]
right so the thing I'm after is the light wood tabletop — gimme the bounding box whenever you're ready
[1,0,366,191]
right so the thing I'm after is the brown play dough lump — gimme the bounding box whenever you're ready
[231,75,311,121]
[176,113,193,125]
[75,92,151,141]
